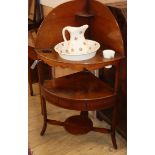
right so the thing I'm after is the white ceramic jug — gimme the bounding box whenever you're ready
[62,25,89,54]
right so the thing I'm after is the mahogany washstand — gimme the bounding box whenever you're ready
[35,0,125,149]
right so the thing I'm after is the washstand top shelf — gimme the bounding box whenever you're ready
[35,0,125,71]
[36,49,124,71]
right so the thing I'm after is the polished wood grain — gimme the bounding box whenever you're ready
[37,49,124,71]
[35,0,124,53]
[28,84,127,155]
[35,0,87,49]
[98,6,127,139]
[89,0,124,55]
[64,115,93,135]
[34,0,125,149]
[41,71,116,111]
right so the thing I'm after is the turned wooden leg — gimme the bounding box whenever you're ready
[38,84,44,115]
[28,59,33,96]
[40,96,47,136]
[37,61,46,115]
[80,111,88,117]
[111,105,117,149]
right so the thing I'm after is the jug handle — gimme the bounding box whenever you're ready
[62,27,69,45]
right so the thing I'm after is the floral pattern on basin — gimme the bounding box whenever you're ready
[54,39,100,55]
[54,25,100,61]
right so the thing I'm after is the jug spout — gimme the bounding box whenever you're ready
[62,24,89,54]
[78,24,89,34]
[80,24,89,30]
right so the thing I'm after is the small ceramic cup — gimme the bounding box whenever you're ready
[103,49,115,68]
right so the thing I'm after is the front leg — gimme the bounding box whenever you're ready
[111,105,117,149]
[40,96,47,136]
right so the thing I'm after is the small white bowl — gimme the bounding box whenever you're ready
[103,49,115,59]
[103,49,115,68]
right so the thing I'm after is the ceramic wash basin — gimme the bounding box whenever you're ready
[54,39,100,61]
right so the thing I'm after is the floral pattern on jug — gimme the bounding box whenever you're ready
[54,24,100,61]
[62,25,89,55]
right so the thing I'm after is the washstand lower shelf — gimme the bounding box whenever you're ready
[41,115,111,135]
[64,115,93,134]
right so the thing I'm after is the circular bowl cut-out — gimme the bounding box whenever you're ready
[54,39,100,61]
